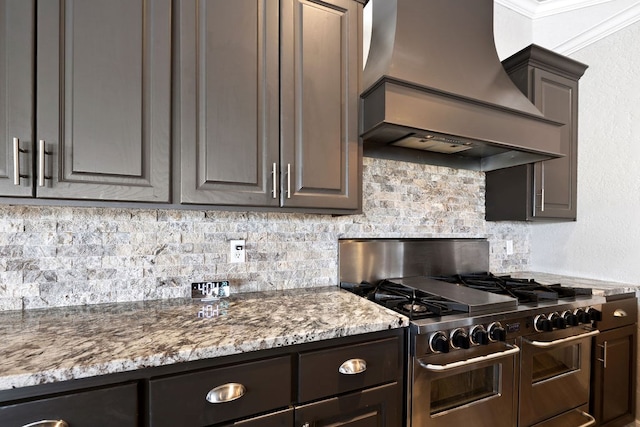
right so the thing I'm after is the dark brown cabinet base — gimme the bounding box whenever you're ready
[0,329,405,427]
[295,382,400,426]
[591,297,637,426]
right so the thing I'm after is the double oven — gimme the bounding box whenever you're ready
[339,239,604,427]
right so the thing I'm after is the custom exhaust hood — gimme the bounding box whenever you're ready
[361,0,564,171]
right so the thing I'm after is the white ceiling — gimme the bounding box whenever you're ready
[497,0,640,54]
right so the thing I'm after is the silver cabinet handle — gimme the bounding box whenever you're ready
[613,309,627,317]
[418,343,520,372]
[13,137,23,185]
[271,162,278,199]
[38,139,46,187]
[525,329,599,348]
[205,382,246,403]
[338,358,367,375]
[540,162,545,212]
[22,421,69,427]
[286,163,291,199]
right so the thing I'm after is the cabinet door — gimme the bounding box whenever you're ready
[0,0,34,197]
[591,325,637,426]
[35,0,170,202]
[295,383,401,426]
[178,0,280,206]
[0,383,138,426]
[281,0,361,210]
[531,70,578,219]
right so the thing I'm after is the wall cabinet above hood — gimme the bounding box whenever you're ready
[360,0,565,171]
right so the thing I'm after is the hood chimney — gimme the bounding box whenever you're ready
[361,0,564,171]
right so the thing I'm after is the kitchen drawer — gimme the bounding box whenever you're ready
[222,408,294,427]
[597,297,637,330]
[298,336,400,403]
[0,382,138,426]
[149,355,292,427]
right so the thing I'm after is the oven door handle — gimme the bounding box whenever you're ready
[577,410,596,427]
[524,329,600,348]
[417,343,520,372]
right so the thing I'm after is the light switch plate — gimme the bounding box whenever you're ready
[230,239,246,263]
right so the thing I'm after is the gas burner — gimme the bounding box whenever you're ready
[432,272,593,305]
[398,302,429,314]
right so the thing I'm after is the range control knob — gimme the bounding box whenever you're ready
[430,331,450,354]
[588,307,603,322]
[549,312,567,329]
[450,328,470,349]
[470,325,489,346]
[488,322,507,342]
[534,314,553,332]
[574,308,590,324]
[562,310,579,327]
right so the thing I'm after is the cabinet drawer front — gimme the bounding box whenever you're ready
[149,356,292,427]
[298,337,400,402]
[0,383,138,426]
[295,382,401,427]
[223,408,294,427]
[599,297,638,330]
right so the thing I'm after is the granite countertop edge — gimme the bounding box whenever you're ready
[508,271,639,297]
[0,287,408,392]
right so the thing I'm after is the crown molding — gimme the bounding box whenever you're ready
[553,2,640,54]
[496,0,614,19]
[497,0,640,54]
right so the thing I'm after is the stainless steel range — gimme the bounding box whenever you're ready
[339,238,605,427]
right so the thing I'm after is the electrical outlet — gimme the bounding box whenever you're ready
[230,239,246,263]
[506,240,514,255]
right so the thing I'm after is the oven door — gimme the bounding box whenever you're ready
[410,342,520,427]
[519,328,599,427]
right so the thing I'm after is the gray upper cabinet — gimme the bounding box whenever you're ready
[0,0,35,197]
[280,0,360,210]
[177,0,280,207]
[486,45,588,221]
[1,0,171,202]
[178,0,362,211]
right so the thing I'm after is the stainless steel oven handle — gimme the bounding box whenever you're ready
[417,343,520,372]
[524,329,599,348]
[577,410,596,427]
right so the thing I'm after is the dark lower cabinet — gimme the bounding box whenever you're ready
[295,383,400,427]
[223,408,294,427]
[149,356,292,427]
[591,297,637,427]
[0,329,405,427]
[0,382,139,426]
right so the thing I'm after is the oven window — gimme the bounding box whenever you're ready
[532,343,580,383]
[430,365,501,415]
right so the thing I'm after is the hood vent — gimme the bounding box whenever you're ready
[361,0,564,171]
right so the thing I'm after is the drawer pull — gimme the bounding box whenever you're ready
[206,382,246,403]
[614,309,627,318]
[22,421,69,427]
[338,358,367,375]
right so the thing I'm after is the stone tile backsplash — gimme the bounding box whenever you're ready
[0,157,530,311]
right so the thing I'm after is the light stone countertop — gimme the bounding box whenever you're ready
[508,271,639,297]
[0,287,407,392]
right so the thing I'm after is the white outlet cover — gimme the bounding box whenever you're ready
[506,240,514,255]
[230,240,246,263]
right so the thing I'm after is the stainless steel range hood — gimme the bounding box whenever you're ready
[361,0,564,171]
